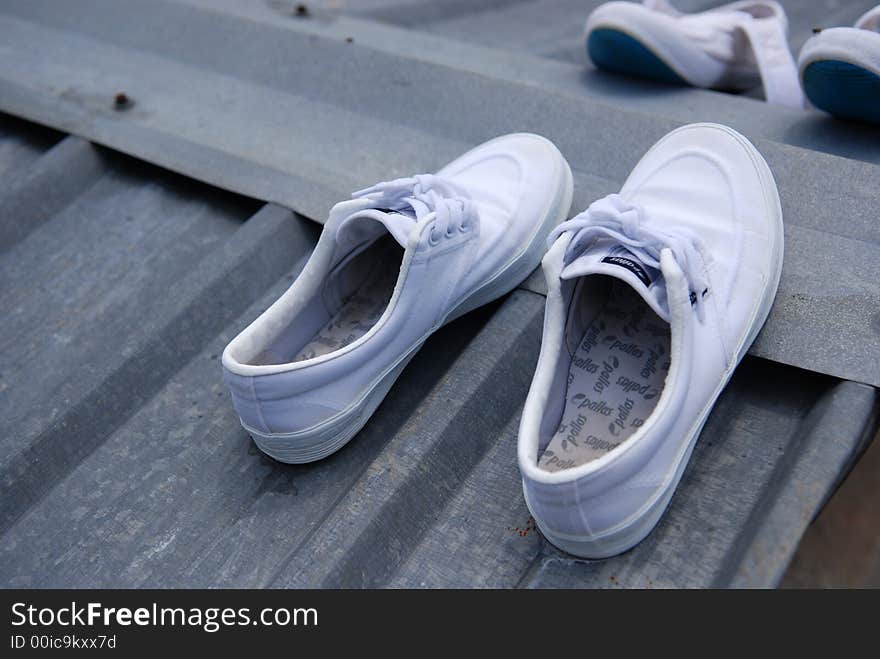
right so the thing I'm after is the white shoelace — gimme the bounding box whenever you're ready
[856,6,880,32]
[353,174,476,239]
[549,193,711,321]
[645,0,804,108]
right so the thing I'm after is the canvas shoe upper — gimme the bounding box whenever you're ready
[223,134,573,463]
[585,0,804,108]
[798,6,880,123]
[517,123,783,558]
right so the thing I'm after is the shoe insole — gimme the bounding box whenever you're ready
[538,282,671,473]
[803,60,880,124]
[293,256,398,362]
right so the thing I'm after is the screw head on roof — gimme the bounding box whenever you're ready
[113,92,130,110]
[295,3,309,17]
[812,27,823,34]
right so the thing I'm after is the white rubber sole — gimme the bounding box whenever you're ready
[531,124,784,559]
[244,351,415,463]
[248,154,574,464]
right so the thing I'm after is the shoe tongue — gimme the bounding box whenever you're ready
[336,207,417,251]
[561,243,670,322]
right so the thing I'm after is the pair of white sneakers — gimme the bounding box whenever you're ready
[586,1,880,122]
[222,124,783,558]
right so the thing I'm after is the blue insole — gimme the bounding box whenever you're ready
[587,28,685,85]
[803,60,880,123]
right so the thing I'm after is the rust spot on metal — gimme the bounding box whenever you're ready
[510,517,537,537]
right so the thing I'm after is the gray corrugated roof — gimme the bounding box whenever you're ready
[3,0,878,386]
[0,0,877,588]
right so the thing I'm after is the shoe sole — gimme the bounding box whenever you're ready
[246,142,575,464]
[587,28,686,86]
[803,60,880,124]
[530,124,785,559]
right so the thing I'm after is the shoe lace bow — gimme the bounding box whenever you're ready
[353,174,476,240]
[548,193,711,321]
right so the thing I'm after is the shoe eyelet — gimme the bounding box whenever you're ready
[445,225,456,238]
[459,221,470,233]
[428,226,441,246]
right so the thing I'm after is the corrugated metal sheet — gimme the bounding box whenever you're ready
[0,0,878,588]
[2,0,878,386]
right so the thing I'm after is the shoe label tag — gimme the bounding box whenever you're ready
[601,251,653,288]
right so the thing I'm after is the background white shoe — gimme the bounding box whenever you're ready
[585,0,804,108]
[518,123,783,558]
[223,134,573,463]
[798,5,880,123]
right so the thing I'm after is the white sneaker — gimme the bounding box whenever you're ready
[517,123,783,558]
[798,6,880,123]
[585,0,804,108]
[223,134,573,463]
